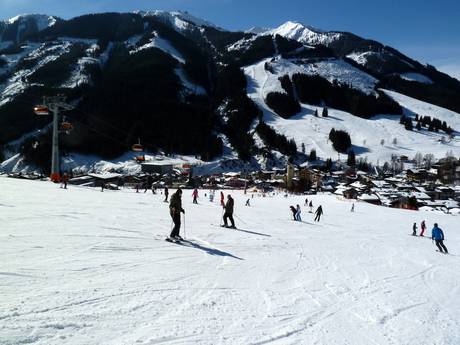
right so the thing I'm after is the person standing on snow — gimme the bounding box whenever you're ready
[290,206,297,220]
[164,186,169,202]
[245,198,251,206]
[60,173,69,189]
[314,205,323,222]
[144,175,153,193]
[222,194,236,228]
[304,198,308,206]
[192,188,199,204]
[420,220,426,236]
[431,223,448,254]
[351,203,355,212]
[220,191,225,207]
[412,222,418,236]
[309,200,313,213]
[169,189,185,240]
[296,204,302,221]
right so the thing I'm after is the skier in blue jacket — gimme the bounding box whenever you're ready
[431,223,448,254]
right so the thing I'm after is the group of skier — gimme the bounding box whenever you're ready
[162,187,451,254]
[167,188,237,241]
[413,220,448,254]
[290,203,323,222]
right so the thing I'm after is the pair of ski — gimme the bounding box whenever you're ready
[165,236,184,244]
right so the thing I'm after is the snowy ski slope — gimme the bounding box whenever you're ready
[1,178,459,344]
[244,59,460,163]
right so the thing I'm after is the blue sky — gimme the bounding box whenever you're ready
[1,0,459,78]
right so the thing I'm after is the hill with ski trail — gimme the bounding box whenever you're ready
[245,58,460,164]
[1,177,460,344]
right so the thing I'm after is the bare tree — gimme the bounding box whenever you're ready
[424,153,435,169]
[414,152,423,167]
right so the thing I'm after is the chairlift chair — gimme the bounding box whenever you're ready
[132,138,144,152]
[34,105,49,116]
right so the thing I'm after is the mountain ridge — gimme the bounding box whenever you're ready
[0,10,459,174]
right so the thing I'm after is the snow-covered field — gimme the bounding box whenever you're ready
[1,177,459,344]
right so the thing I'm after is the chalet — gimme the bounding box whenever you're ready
[358,193,381,205]
[141,162,174,175]
[406,169,428,182]
[343,188,359,199]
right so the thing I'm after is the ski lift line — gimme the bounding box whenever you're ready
[23,91,158,150]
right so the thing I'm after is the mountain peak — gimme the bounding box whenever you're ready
[4,13,57,31]
[271,20,341,46]
[137,10,219,30]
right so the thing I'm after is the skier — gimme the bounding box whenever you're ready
[431,223,448,254]
[351,203,355,212]
[222,194,236,228]
[309,200,313,213]
[209,190,215,202]
[220,191,225,207]
[412,222,417,236]
[164,186,169,202]
[245,198,250,206]
[169,188,185,240]
[144,175,153,193]
[289,206,297,220]
[314,205,323,222]
[296,204,302,221]
[60,173,69,189]
[420,220,426,236]
[192,188,198,204]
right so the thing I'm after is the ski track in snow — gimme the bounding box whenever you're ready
[1,177,460,344]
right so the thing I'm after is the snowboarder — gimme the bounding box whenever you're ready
[431,223,448,254]
[169,188,185,240]
[420,220,426,236]
[164,186,169,202]
[192,188,198,204]
[60,173,69,189]
[412,222,417,236]
[296,204,302,221]
[314,205,323,222]
[290,206,297,220]
[309,200,313,213]
[351,203,355,212]
[220,191,225,207]
[222,194,236,228]
[245,198,250,206]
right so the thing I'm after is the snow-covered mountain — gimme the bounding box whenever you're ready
[1,11,460,174]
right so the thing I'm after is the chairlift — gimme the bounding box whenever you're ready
[132,138,144,152]
[60,121,73,132]
[34,105,49,116]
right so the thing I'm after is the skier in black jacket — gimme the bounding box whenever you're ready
[314,205,323,222]
[222,194,236,228]
[169,189,185,239]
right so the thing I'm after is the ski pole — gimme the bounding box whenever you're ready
[183,212,186,239]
